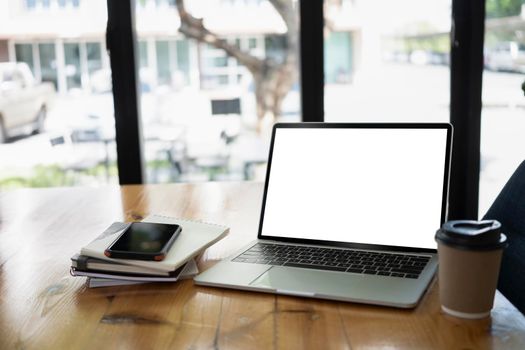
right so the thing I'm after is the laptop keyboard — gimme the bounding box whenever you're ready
[232,243,431,279]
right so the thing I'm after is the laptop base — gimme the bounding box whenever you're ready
[194,240,438,308]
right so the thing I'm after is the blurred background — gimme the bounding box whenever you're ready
[0,0,523,215]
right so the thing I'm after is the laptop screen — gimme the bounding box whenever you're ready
[259,124,451,250]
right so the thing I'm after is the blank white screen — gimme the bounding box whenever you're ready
[260,127,448,249]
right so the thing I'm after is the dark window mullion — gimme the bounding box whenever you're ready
[448,0,485,220]
[300,0,324,122]
[106,0,144,185]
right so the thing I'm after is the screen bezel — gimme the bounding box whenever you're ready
[257,122,453,254]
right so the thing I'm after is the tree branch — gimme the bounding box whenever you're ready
[175,0,265,73]
[267,0,294,29]
[174,0,300,123]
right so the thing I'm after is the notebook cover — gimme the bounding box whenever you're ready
[71,259,199,283]
[71,253,171,276]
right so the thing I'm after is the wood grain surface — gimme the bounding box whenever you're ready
[0,182,524,350]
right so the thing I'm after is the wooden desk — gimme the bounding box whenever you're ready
[1,182,524,349]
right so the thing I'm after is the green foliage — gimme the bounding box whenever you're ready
[0,163,119,190]
[0,165,75,189]
[389,34,449,54]
[405,36,449,54]
[485,31,516,46]
[486,0,524,19]
[148,159,172,169]
[30,165,75,187]
[0,160,178,190]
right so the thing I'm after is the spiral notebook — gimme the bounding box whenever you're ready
[80,214,229,273]
[71,259,200,288]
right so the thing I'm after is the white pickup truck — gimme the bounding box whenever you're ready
[0,62,55,143]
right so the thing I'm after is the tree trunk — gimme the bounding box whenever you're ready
[175,0,299,131]
[252,61,297,132]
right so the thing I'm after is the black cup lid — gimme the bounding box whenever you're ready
[435,220,507,251]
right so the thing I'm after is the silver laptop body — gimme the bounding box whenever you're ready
[195,122,452,308]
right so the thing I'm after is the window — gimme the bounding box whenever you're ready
[175,40,190,84]
[324,31,352,84]
[15,44,34,72]
[248,37,257,49]
[58,0,81,8]
[138,41,148,68]
[64,43,82,90]
[0,1,117,189]
[39,43,58,88]
[479,0,525,214]
[26,0,78,10]
[155,40,171,85]
[134,0,301,183]
[86,43,102,75]
[26,0,37,10]
[324,0,451,123]
[2,0,485,208]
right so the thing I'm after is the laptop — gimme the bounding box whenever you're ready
[195,122,452,308]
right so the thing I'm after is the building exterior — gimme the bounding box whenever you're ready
[0,0,454,96]
[0,0,304,95]
[0,0,379,96]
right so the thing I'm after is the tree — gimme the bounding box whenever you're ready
[174,0,299,129]
[486,0,524,19]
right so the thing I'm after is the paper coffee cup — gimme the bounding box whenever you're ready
[435,220,507,319]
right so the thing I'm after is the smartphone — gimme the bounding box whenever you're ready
[104,222,182,261]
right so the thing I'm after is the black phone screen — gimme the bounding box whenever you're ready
[110,222,180,253]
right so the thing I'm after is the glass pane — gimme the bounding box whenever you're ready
[325,32,353,84]
[64,43,81,90]
[155,40,171,85]
[479,1,525,214]
[138,40,148,68]
[15,44,34,71]
[86,42,102,75]
[175,39,190,84]
[324,1,451,122]
[0,2,118,189]
[135,0,301,183]
[39,43,58,88]
[26,0,37,9]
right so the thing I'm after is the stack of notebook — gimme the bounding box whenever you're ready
[70,214,229,288]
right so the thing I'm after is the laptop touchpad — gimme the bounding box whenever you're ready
[250,266,413,302]
[249,266,355,295]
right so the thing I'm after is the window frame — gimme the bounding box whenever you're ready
[448,0,485,219]
[106,0,145,185]
[107,0,485,221]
